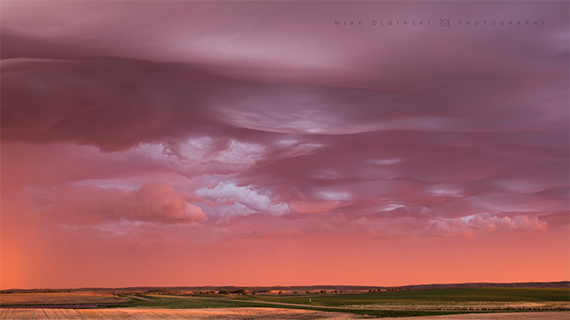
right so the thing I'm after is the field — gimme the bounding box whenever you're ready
[1,308,568,320]
[235,288,570,311]
[1,287,568,319]
[0,293,128,306]
[0,307,355,320]
[239,288,570,303]
[396,312,570,320]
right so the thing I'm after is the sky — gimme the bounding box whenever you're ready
[1,1,569,290]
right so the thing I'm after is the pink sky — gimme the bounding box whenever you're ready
[1,1,569,289]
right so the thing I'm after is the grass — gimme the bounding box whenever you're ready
[118,295,267,309]
[234,288,570,306]
[4,288,567,318]
[114,294,467,317]
[111,288,570,318]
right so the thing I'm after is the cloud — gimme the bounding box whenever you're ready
[2,3,567,231]
[423,219,474,238]
[466,214,548,232]
[421,214,549,238]
[196,181,289,218]
[1,1,568,290]
[288,200,343,215]
[0,58,227,151]
[51,182,205,226]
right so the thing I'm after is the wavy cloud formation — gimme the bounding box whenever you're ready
[1,0,568,289]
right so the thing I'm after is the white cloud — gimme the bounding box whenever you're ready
[196,181,289,219]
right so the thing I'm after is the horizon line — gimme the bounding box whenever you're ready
[3,280,569,292]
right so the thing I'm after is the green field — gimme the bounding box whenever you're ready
[235,288,570,306]
[111,288,569,318]
[4,288,566,318]
[118,295,457,318]
[122,295,268,309]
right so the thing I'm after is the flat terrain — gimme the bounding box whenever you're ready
[0,293,128,306]
[1,287,568,319]
[389,312,570,320]
[0,307,355,319]
[343,301,570,311]
[235,288,570,313]
[238,288,570,305]
[1,308,568,320]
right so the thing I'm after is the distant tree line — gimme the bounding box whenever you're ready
[0,289,72,294]
[218,289,249,295]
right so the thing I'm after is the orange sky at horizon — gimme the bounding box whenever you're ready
[2,188,569,289]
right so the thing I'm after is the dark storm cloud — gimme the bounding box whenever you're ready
[1,0,567,233]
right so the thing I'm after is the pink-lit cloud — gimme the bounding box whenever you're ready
[1,1,568,289]
[467,214,549,233]
[51,182,205,226]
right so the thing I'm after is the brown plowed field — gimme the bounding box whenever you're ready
[2,308,569,320]
[0,307,356,319]
[0,293,127,306]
